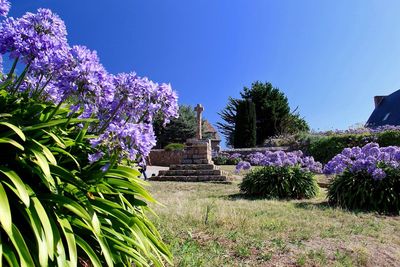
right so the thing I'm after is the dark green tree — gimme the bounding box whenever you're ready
[233,99,257,148]
[218,81,309,147]
[217,97,239,147]
[241,81,290,144]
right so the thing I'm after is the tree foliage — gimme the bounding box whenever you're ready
[218,81,309,147]
[233,99,256,148]
[154,105,214,147]
[153,105,197,148]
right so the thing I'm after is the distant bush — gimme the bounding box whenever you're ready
[376,130,400,147]
[240,166,319,199]
[164,143,185,151]
[300,128,400,164]
[213,155,241,165]
[325,143,400,214]
[303,134,371,163]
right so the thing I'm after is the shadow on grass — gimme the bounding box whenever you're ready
[225,193,267,201]
[294,201,331,211]
[224,194,333,210]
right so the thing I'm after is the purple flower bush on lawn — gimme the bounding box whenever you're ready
[237,150,321,199]
[236,150,322,173]
[324,142,400,180]
[325,143,400,213]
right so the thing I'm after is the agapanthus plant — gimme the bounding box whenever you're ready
[324,142,400,180]
[326,143,400,213]
[236,150,322,173]
[0,1,178,265]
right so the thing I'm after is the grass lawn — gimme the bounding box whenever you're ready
[148,178,400,266]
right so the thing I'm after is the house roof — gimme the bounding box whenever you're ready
[203,120,221,140]
[366,89,400,127]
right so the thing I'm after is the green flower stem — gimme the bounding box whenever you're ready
[6,56,19,81]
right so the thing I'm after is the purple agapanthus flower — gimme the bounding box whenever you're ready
[0,8,69,71]
[324,143,400,180]
[0,0,10,17]
[237,150,322,173]
[235,161,251,173]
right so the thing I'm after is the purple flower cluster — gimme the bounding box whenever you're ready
[0,5,179,163]
[324,143,400,180]
[0,0,10,17]
[236,150,322,173]
[311,125,400,137]
[235,161,251,172]
[0,8,70,72]
[229,153,242,160]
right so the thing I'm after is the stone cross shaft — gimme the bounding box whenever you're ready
[194,104,204,140]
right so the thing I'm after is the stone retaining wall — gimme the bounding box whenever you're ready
[148,149,184,166]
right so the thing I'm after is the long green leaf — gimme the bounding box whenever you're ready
[0,183,12,233]
[31,149,55,189]
[24,203,49,267]
[7,224,35,267]
[31,139,57,165]
[23,118,96,132]
[48,213,67,266]
[50,164,88,190]
[2,243,19,267]
[43,195,91,222]
[0,122,26,141]
[32,197,54,261]
[0,137,24,151]
[56,214,77,267]
[75,236,102,267]
[42,130,66,148]
[0,167,30,207]
[50,147,80,169]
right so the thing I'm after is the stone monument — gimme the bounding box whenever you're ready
[150,104,231,183]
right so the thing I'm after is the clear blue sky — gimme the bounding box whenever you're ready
[8,0,400,144]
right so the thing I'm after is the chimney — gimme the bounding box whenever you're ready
[374,96,385,108]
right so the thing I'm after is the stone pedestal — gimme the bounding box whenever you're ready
[150,138,231,183]
[181,139,212,164]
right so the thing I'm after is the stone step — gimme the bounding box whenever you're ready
[149,175,231,183]
[181,159,212,164]
[169,164,216,170]
[158,169,223,176]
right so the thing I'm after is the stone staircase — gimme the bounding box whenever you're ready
[149,139,232,183]
[153,163,231,182]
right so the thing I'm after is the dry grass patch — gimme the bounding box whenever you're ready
[148,180,400,266]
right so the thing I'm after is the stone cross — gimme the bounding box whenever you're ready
[194,104,204,140]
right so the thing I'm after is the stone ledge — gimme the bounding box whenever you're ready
[149,175,231,183]
[170,164,216,170]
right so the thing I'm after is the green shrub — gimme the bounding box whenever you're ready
[213,156,240,165]
[164,143,185,151]
[213,156,228,165]
[302,131,400,164]
[239,166,319,199]
[0,90,171,266]
[303,134,371,163]
[376,131,400,147]
[327,169,400,214]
